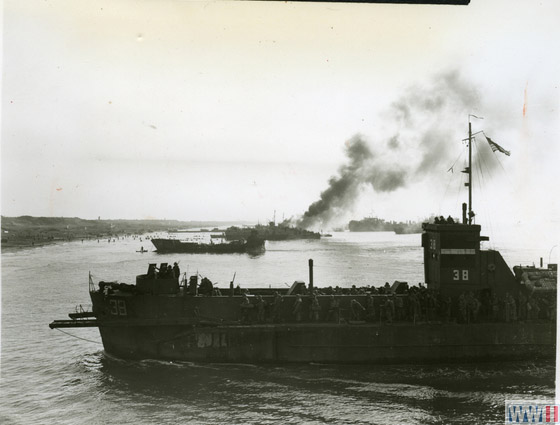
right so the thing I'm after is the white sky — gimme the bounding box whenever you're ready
[2,1,559,239]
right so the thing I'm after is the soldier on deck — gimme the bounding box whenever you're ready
[365,293,376,322]
[413,292,422,324]
[351,299,365,321]
[173,262,180,280]
[272,292,283,323]
[509,294,517,322]
[465,292,474,323]
[529,296,540,320]
[394,294,403,321]
[442,296,452,323]
[458,293,467,323]
[326,295,340,323]
[504,292,514,322]
[310,294,321,322]
[426,292,437,323]
[491,293,500,321]
[240,295,252,323]
[293,295,303,322]
[518,291,528,321]
[255,295,266,323]
[383,297,394,324]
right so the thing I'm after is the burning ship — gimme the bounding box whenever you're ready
[49,120,556,363]
[224,221,321,241]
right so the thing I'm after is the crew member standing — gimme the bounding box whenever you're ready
[173,262,180,281]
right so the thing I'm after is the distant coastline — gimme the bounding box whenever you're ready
[0,216,252,251]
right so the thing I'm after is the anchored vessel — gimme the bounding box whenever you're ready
[50,120,556,363]
[150,236,265,254]
[348,217,423,234]
[151,229,265,254]
[224,222,321,241]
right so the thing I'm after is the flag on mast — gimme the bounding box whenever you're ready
[485,135,511,156]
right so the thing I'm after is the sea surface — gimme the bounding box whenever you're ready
[1,231,556,424]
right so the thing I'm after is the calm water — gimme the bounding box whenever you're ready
[1,232,555,424]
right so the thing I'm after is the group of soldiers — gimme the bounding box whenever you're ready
[237,285,555,325]
[147,262,181,280]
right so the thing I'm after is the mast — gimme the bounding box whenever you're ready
[465,114,483,224]
[468,120,473,224]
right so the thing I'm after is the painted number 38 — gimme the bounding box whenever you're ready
[453,269,469,281]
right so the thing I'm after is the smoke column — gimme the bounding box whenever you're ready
[297,70,480,229]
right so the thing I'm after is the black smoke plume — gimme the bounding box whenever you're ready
[297,70,480,229]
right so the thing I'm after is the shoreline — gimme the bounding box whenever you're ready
[0,216,253,254]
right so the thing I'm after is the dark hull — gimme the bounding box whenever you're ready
[97,322,555,363]
[224,227,321,241]
[151,238,263,254]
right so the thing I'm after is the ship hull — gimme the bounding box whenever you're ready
[151,238,264,254]
[97,322,555,363]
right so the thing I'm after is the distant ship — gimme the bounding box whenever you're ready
[151,233,264,254]
[224,221,321,241]
[348,217,423,234]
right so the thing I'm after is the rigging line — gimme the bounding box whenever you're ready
[492,151,514,192]
[441,146,466,214]
[477,154,494,245]
[447,148,465,173]
[475,139,488,188]
[454,154,466,215]
[475,136,495,183]
[55,328,103,345]
[479,136,514,245]
[474,142,495,248]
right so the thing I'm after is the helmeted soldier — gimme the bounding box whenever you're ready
[458,293,467,324]
[310,294,321,322]
[172,262,180,280]
[326,295,339,323]
[384,296,394,324]
[394,294,404,321]
[272,291,283,323]
[293,295,303,322]
[240,295,252,323]
[255,295,266,323]
[351,299,365,321]
[365,293,375,322]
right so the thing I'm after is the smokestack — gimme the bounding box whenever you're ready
[462,203,467,224]
[540,257,543,268]
[308,259,314,293]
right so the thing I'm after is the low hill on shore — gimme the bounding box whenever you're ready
[1,216,249,250]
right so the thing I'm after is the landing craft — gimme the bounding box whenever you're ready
[50,118,556,363]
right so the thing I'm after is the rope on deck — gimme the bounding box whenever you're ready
[55,328,103,345]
